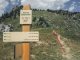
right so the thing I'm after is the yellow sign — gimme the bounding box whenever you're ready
[20,10,32,24]
[3,32,39,42]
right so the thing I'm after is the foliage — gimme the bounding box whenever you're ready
[0,7,80,60]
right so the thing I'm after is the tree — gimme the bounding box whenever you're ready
[33,17,37,22]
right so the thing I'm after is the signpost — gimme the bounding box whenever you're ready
[22,5,31,60]
[15,5,31,60]
[20,10,32,24]
[3,32,39,42]
[3,5,39,60]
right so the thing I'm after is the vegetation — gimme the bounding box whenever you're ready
[0,6,80,60]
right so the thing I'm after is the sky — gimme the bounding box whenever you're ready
[0,0,80,16]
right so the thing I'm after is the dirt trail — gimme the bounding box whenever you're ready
[60,38,72,60]
[52,31,73,60]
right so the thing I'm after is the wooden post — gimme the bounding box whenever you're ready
[15,5,31,60]
[15,44,22,59]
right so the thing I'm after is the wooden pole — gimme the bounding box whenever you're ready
[22,5,31,60]
[15,5,31,60]
[15,44,22,59]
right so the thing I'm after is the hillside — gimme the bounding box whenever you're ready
[0,9,80,60]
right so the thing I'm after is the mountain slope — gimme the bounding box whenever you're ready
[0,9,80,60]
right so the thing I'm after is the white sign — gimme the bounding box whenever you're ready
[3,32,39,42]
[20,10,32,24]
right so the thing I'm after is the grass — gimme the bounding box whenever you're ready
[30,28,63,60]
[0,27,80,60]
[0,10,80,60]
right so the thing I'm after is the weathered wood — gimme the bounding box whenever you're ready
[15,5,31,60]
